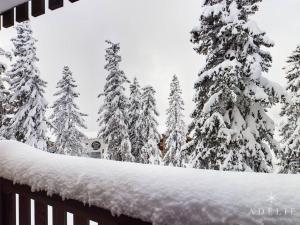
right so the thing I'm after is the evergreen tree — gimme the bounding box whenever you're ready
[98,40,134,162]
[138,86,162,164]
[0,48,11,73]
[50,66,87,156]
[128,77,143,161]
[280,46,300,173]
[185,0,281,172]
[4,22,48,150]
[0,48,11,130]
[163,75,186,166]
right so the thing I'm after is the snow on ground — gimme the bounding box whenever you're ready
[84,131,98,139]
[0,140,300,225]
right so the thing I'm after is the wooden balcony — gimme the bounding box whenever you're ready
[0,0,80,29]
[0,178,150,225]
[2,141,300,225]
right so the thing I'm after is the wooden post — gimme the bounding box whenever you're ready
[35,201,48,225]
[53,206,67,225]
[2,9,15,28]
[74,214,89,225]
[16,2,29,22]
[0,179,16,225]
[19,195,31,225]
[0,179,3,225]
[32,0,46,17]
[49,0,64,10]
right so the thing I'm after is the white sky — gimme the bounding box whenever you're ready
[0,0,299,135]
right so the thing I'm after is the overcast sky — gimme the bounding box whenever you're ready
[0,0,299,135]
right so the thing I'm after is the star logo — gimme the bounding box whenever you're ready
[267,192,277,204]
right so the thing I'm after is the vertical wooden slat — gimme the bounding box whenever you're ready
[0,180,2,225]
[0,179,4,225]
[19,195,31,225]
[2,9,14,28]
[53,206,67,225]
[35,201,48,225]
[32,0,46,17]
[2,193,16,225]
[74,214,89,225]
[49,0,64,10]
[16,2,29,22]
[0,184,16,225]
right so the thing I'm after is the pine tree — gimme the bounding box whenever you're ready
[0,48,11,74]
[97,40,134,162]
[185,0,281,172]
[280,46,300,173]
[138,86,162,164]
[4,22,48,150]
[0,48,11,130]
[128,77,143,161]
[50,66,87,156]
[163,75,186,166]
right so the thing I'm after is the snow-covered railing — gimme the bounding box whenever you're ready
[1,141,300,225]
[0,141,149,225]
[0,178,149,225]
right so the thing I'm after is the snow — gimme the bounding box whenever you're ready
[0,0,28,13]
[0,140,300,225]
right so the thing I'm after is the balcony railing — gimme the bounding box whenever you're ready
[2,141,300,225]
[0,178,150,225]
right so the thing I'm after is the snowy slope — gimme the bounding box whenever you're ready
[0,140,299,225]
[0,0,29,13]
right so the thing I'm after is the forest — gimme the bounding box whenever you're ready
[0,0,299,174]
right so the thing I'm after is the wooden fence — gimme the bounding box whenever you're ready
[0,178,151,225]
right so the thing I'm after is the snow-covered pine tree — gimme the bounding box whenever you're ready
[50,66,87,156]
[97,40,134,162]
[0,48,11,130]
[185,0,281,172]
[138,86,162,164]
[0,48,11,73]
[128,77,143,161]
[163,75,186,167]
[4,22,48,150]
[280,46,300,173]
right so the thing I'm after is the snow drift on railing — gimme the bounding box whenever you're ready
[0,140,299,225]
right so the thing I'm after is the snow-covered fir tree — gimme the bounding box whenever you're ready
[280,45,300,173]
[0,48,11,73]
[0,48,11,130]
[128,77,143,161]
[185,0,282,172]
[4,22,48,150]
[138,86,162,164]
[50,66,87,156]
[163,75,186,167]
[98,40,134,162]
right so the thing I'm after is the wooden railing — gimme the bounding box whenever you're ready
[0,178,151,225]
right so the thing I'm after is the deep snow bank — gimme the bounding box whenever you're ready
[0,140,299,225]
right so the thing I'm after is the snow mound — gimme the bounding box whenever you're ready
[0,140,299,225]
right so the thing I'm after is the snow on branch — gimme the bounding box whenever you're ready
[0,141,299,225]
